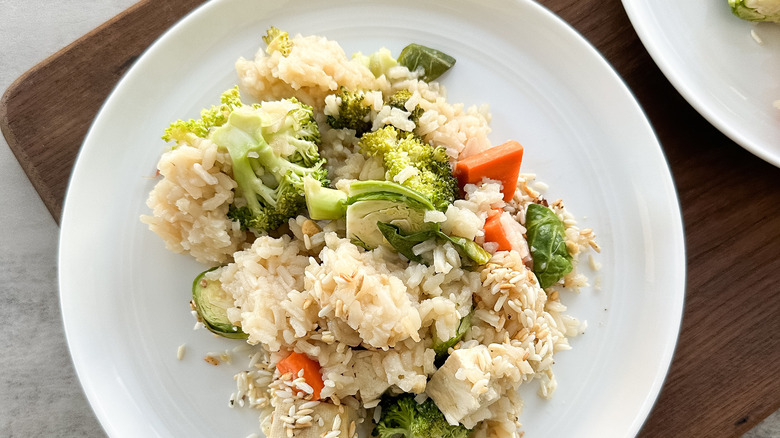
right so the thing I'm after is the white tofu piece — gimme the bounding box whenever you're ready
[269,398,357,437]
[351,355,391,403]
[426,345,500,428]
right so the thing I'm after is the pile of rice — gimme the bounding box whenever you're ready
[141,31,598,437]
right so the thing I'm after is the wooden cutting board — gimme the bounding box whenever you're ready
[0,0,205,223]
[2,0,778,437]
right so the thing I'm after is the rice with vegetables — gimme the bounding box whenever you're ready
[141,28,598,437]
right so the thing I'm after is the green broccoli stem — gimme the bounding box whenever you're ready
[215,125,277,215]
[232,157,276,214]
[303,176,348,220]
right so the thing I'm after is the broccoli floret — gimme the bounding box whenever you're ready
[263,26,292,56]
[258,98,322,166]
[162,87,243,144]
[729,0,780,22]
[385,89,423,125]
[373,394,470,438]
[414,398,471,438]
[210,99,328,233]
[359,126,458,210]
[326,87,373,135]
[374,394,418,437]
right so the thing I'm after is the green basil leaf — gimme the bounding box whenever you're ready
[377,221,490,267]
[397,43,456,82]
[376,222,437,263]
[525,203,573,289]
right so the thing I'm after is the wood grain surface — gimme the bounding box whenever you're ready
[1,0,778,437]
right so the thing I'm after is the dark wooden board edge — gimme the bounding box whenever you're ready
[0,0,206,223]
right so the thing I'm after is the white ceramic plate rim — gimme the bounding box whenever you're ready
[59,0,686,437]
[622,0,780,167]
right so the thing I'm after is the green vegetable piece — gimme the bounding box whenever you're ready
[358,126,458,211]
[412,397,471,438]
[331,180,483,265]
[303,176,348,220]
[343,180,446,251]
[525,203,573,289]
[432,310,472,362]
[162,87,243,144]
[349,180,435,211]
[354,48,400,78]
[444,235,491,265]
[263,27,292,56]
[385,89,424,126]
[210,98,329,233]
[326,87,373,135]
[377,221,489,266]
[397,43,456,82]
[192,269,247,339]
[728,0,780,23]
[373,393,471,438]
[369,48,399,78]
[346,200,428,250]
[376,222,437,263]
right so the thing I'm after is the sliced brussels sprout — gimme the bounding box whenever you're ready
[192,268,248,339]
[346,199,428,250]
[348,180,435,211]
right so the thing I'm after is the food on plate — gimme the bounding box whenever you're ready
[728,0,780,22]
[141,27,599,437]
[191,268,248,339]
[525,203,574,289]
[396,43,457,82]
[374,393,470,438]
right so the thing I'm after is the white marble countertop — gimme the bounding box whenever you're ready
[0,1,777,436]
[0,2,134,435]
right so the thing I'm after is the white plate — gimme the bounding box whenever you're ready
[622,0,780,166]
[59,0,686,436]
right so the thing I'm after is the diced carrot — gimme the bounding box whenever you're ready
[483,211,512,251]
[454,140,525,202]
[276,352,324,400]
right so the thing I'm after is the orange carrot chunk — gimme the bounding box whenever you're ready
[454,140,525,202]
[276,352,324,400]
[483,211,513,251]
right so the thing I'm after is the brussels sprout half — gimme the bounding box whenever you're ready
[192,268,248,339]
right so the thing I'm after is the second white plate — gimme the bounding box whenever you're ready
[623,0,780,166]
